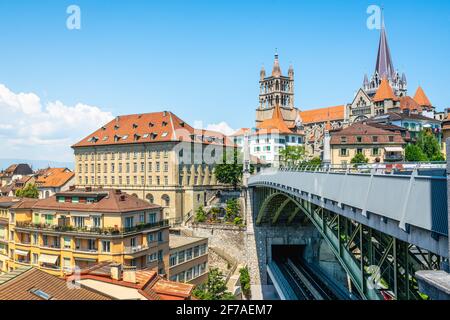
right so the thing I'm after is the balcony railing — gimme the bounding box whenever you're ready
[124,245,149,254]
[15,220,169,236]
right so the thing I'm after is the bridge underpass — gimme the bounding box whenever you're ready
[247,166,448,300]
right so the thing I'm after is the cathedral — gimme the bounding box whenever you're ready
[255,52,301,130]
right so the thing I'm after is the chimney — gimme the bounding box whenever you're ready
[110,263,121,281]
[123,265,137,284]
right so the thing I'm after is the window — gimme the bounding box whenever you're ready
[63,237,71,249]
[164,176,168,185]
[73,217,84,228]
[133,162,137,173]
[118,163,122,173]
[148,213,156,223]
[125,217,134,229]
[63,258,71,271]
[372,136,378,143]
[200,244,207,255]
[356,136,362,143]
[158,231,163,242]
[139,213,145,224]
[130,237,136,247]
[33,213,40,224]
[148,162,152,172]
[158,250,163,262]
[178,250,185,264]
[45,215,54,225]
[194,246,200,257]
[32,233,38,245]
[111,163,115,173]
[101,240,111,253]
[340,137,347,143]
[147,233,154,243]
[147,253,157,263]
[357,148,363,155]
[170,254,177,266]
[186,248,193,260]
[156,162,160,172]
[340,148,348,157]
[32,253,39,265]
[186,268,193,281]
[388,136,394,142]
[178,271,185,283]
[164,162,168,172]
[92,216,101,228]
[141,162,145,172]
[88,239,96,251]
[372,148,380,156]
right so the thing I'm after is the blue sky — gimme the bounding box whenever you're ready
[0,0,449,161]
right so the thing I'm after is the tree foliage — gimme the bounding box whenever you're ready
[279,145,306,166]
[193,268,235,300]
[15,183,39,198]
[195,206,207,223]
[239,266,251,298]
[214,149,243,189]
[350,152,369,165]
[225,198,240,221]
[415,130,444,161]
[405,144,428,162]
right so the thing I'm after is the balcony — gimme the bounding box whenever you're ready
[75,247,98,254]
[124,245,149,254]
[15,220,169,237]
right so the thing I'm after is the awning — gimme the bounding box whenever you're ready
[15,249,29,256]
[385,147,403,152]
[74,257,97,262]
[38,254,59,265]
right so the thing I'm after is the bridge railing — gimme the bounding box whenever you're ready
[276,162,446,177]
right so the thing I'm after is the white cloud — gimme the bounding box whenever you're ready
[205,121,236,136]
[0,84,114,162]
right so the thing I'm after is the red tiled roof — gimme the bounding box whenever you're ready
[414,86,432,107]
[230,128,250,137]
[35,168,74,188]
[0,267,111,300]
[31,189,160,213]
[330,122,406,145]
[300,105,345,124]
[74,262,194,300]
[400,96,422,113]
[257,105,293,134]
[72,111,234,148]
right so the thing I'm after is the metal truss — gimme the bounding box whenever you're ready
[254,187,441,300]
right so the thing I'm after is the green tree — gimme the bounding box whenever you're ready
[193,268,235,300]
[214,149,243,190]
[279,145,306,166]
[15,183,39,198]
[239,266,251,298]
[350,152,369,165]
[225,198,241,222]
[195,206,207,223]
[405,144,428,162]
[416,130,444,161]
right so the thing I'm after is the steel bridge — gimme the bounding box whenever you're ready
[248,164,449,300]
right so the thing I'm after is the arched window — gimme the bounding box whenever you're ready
[146,194,154,204]
[161,194,170,207]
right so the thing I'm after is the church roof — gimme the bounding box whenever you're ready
[257,105,293,134]
[375,18,395,80]
[300,105,345,124]
[413,86,432,107]
[373,78,397,102]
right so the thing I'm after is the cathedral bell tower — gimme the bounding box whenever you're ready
[256,51,298,128]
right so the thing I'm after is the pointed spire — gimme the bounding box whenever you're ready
[375,12,395,80]
[363,74,369,87]
[414,86,432,107]
[401,72,407,84]
[272,49,282,77]
[260,64,266,80]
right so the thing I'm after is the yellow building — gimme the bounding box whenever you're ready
[0,197,22,273]
[7,188,170,277]
[330,122,406,165]
[71,111,235,225]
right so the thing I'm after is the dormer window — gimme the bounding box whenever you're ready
[162,121,168,127]
[114,125,120,130]
[340,137,347,143]
[102,136,109,141]
[122,135,128,140]
[114,135,120,142]
[88,136,99,143]
[101,126,106,131]
[161,132,168,137]
[133,123,138,129]
[149,122,154,127]
[151,133,158,139]
[143,133,149,138]
[356,136,362,143]
[134,134,141,141]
